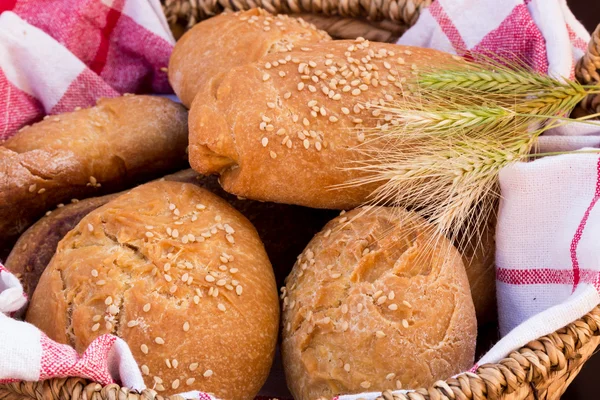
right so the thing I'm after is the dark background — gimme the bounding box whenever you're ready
[552,2,597,399]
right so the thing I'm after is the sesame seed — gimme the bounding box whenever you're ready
[189,363,199,371]
[105,321,113,330]
[351,89,361,96]
[402,319,409,328]
[91,323,100,332]
[216,279,226,286]
[328,116,338,123]
[172,229,179,238]
[230,268,239,274]
[388,291,395,300]
[360,381,371,389]
[308,85,316,92]
[261,137,269,147]
[270,151,277,159]
[164,274,172,282]
[96,280,106,286]
[396,380,403,389]
[193,295,200,304]
[203,369,214,377]
[388,303,398,311]
[196,204,206,210]
[226,234,235,244]
[357,303,364,312]
[236,285,243,295]
[267,102,276,109]
[344,363,351,372]
[170,285,177,293]
[386,373,396,380]
[303,139,310,149]
[91,269,99,278]
[155,337,165,345]
[183,322,190,332]
[262,73,270,81]
[93,315,101,322]
[279,71,286,77]
[376,330,386,338]
[172,379,180,390]
[186,378,195,385]
[265,62,272,69]
[105,296,113,305]
[308,61,317,68]
[127,320,138,327]
[217,303,226,312]
[284,92,292,99]
[141,344,149,354]
[341,107,350,115]
[154,376,163,384]
[38,188,46,194]
[108,305,119,315]
[315,142,322,151]
[143,303,151,312]
[165,359,172,368]
[141,365,149,375]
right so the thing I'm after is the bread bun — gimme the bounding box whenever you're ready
[188,39,460,209]
[281,207,477,399]
[0,95,188,247]
[168,9,330,107]
[26,181,279,399]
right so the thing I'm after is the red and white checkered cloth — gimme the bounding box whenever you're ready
[0,0,174,139]
[336,1,600,399]
[1,0,599,399]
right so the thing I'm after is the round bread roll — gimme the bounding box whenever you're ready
[168,9,331,107]
[26,181,279,399]
[188,39,461,209]
[281,207,477,399]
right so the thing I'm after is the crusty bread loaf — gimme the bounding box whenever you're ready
[7,169,335,298]
[26,181,279,399]
[281,207,477,399]
[0,95,188,246]
[5,195,118,298]
[169,9,331,108]
[188,39,461,209]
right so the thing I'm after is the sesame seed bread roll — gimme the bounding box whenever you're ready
[188,39,461,209]
[168,9,331,108]
[26,181,279,399]
[281,207,477,400]
[0,95,188,247]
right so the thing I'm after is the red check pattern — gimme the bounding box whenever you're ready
[0,0,174,138]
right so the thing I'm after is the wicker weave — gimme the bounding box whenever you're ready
[162,0,432,39]
[1,304,599,400]
[575,24,600,117]
[0,5,599,400]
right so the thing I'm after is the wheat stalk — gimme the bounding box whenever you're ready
[341,58,600,251]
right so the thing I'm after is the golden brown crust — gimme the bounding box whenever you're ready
[5,195,118,299]
[168,9,331,108]
[26,181,279,399]
[0,95,189,246]
[281,207,477,400]
[188,39,460,209]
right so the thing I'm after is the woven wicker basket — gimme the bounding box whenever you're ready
[1,3,599,399]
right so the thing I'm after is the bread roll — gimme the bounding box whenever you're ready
[5,195,118,298]
[26,181,279,399]
[188,39,460,209]
[0,95,188,246]
[169,9,330,107]
[281,207,477,399]
[7,169,335,297]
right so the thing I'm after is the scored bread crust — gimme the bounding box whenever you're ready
[0,95,188,246]
[188,39,461,209]
[281,207,477,400]
[168,9,331,108]
[26,181,279,399]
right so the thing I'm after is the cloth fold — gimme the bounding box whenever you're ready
[1,0,599,399]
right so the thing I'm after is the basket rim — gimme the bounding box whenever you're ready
[1,303,599,400]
